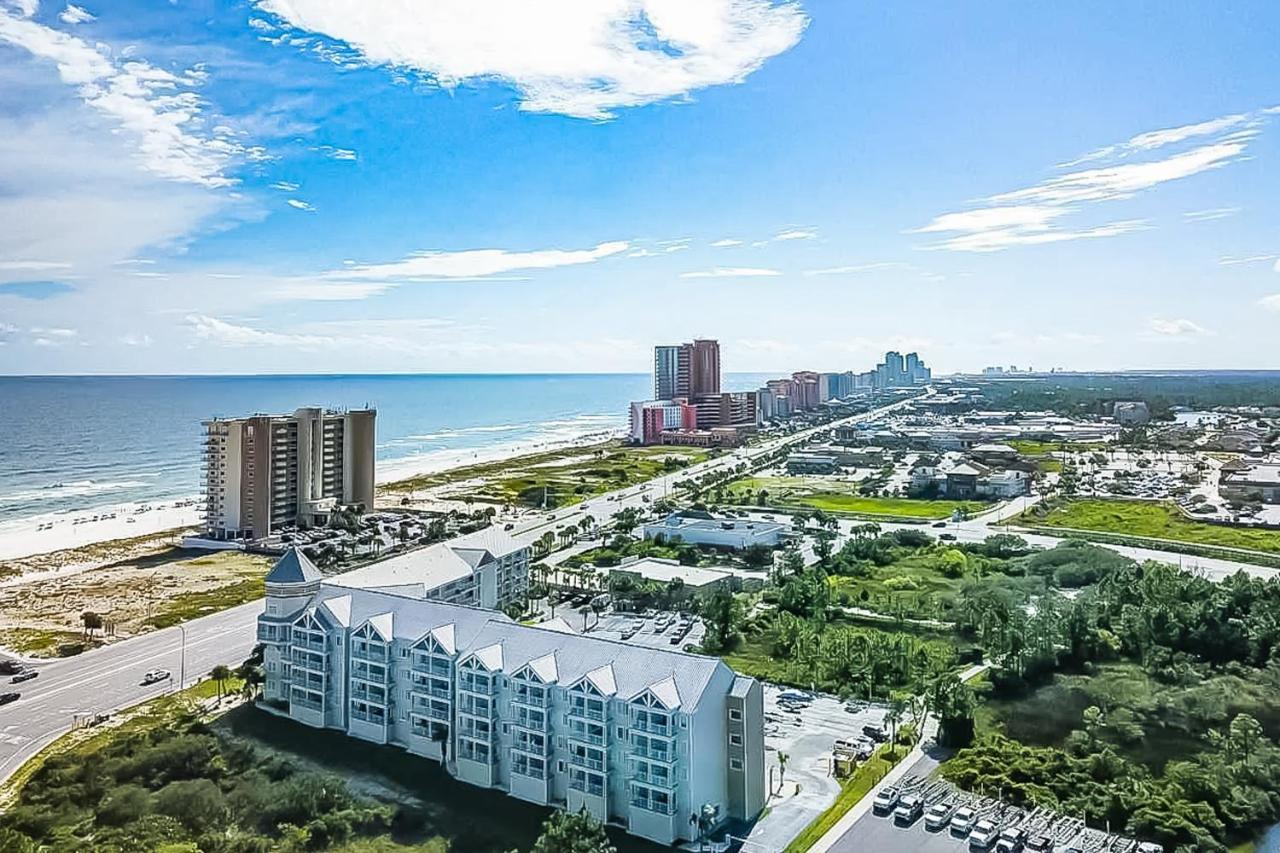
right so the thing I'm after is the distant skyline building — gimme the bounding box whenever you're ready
[203,407,376,541]
[653,345,684,399]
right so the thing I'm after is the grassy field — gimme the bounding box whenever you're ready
[0,627,89,656]
[782,745,905,853]
[1028,499,1280,554]
[381,440,707,509]
[146,575,266,628]
[1008,439,1108,455]
[726,476,984,518]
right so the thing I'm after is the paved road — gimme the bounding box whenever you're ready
[0,395,919,787]
[0,600,262,784]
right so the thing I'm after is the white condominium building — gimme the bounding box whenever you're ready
[202,406,376,541]
[257,548,766,846]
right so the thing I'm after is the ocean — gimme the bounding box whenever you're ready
[0,372,772,528]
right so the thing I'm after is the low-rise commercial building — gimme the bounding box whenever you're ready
[257,549,766,847]
[785,452,839,474]
[643,511,787,550]
[1221,462,1280,503]
[608,557,737,594]
[1113,401,1151,426]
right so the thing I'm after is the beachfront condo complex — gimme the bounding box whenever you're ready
[202,407,376,541]
[256,547,766,846]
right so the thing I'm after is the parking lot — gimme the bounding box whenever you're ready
[736,685,889,853]
[829,774,1155,853]
[585,608,707,650]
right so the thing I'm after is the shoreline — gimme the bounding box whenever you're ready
[0,426,626,563]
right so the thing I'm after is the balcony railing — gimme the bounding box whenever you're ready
[290,694,323,712]
[628,742,674,763]
[630,718,673,737]
[630,797,675,815]
[568,705,605,722]
[567,725,605,747]
[511,689,548,708]
[569,752,605,772]
[512,763,546,781]
[569,777,605,797]
[631,769,675,788]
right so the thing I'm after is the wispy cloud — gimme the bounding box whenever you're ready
[187,314,339,349]
[916,107,1274,252]
[773,228,816,241]
[1259,294,1280,313]
[804,261,907,276]
[1147,317,1212,337]
[1218,254,1275,266]
[286,198,315,211]
[255,0,809,120]
[1183,207,1240,222]
[330,240,630,282]
[270,180,300,191]
[0,10,249,187]
[710,238,743,248]
[118,332,153,347]
[318,145,356,161]
[679,266,780,278]
[58,3,93,24]
[0,260,71,271]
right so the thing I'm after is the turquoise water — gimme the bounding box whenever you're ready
[0,372,770,524]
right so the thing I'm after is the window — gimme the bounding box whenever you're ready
[729,709,742,721]
[730,758,743,771]
[729,733,743,746]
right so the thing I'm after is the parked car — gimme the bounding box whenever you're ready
[0,692,19,705]
[932,521,948,528]
[950,806,977,835]
[871,786,900,814]
[11,670,38,684]
[924,802,952,830]
[0,660,23,675]
[1023,836,1052,853]
[893,794,924,824]
[940,532,957,541]
[994,826,1025,853]
[1136,845,1164,853]
[503,523,515,531]
[969,819,999,850]
[861,724,888,742]
[140,669,170,685]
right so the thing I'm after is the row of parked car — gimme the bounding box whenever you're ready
[872,784,1165,853]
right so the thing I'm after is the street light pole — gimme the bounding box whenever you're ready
[177,624,187,691]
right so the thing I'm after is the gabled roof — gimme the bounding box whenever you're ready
[470,642,504,672]
[527,652,558,683]
[320,594,351,627]
[365,612,394,640]
[266,548,322,585]
[639,675,682,710]
[581,663,617,696]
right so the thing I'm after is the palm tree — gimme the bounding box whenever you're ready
[210,664,232,701]
[776,752,790,792]
[886,695,907,754]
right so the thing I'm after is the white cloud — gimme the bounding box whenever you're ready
[58,3,93,24]
[679,266,780,278]
[286,198,315,211]
[2,0,38,16]
[270,180,300,191]
[1183,207,1240,222]
[773,228,815,241]
[255,0,809,119]
[710,238,742,248]
[1259,294,1280,313]
[1218,254,1275,266]
[1275,259,1280,274]
[804,261,907,276]
[265,280,395,301]
[332,240,630,281]
[118,332,152,346]
[319,144,356,161]
[186,313,340,348]
[917,107,1273,252]
[0,260,71,271]
[1060,113,1252,167]
[1148,317,1211,337]
[0,11,246,187]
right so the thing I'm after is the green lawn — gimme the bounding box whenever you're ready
[1029,499,1280,554]
[382,440,707,509]
[726,476,984,518]
[782,745,906,853]
[1008,439,1108,455]
[146,576,266,629]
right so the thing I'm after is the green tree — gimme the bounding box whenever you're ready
[209,664,232,701]
[530,808,616,853]
[699,590,743,653]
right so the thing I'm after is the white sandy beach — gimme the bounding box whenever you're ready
[0,427,625,563]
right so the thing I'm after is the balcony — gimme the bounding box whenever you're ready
[567,704,606,723]
[569,776,605,797]
[630,717,673,738]
[291,651,326,671]
[630,796,676,816]
[631,767,675,788]
[567,724,605,747]
[511,688,548,709]
[628,741,674,763]
[569,752,605,773]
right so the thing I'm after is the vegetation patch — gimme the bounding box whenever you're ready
[146,577,266,629]
[724,476,984,518]
[1027,498,1280,554]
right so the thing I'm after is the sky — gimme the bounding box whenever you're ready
[1,0,1279,376]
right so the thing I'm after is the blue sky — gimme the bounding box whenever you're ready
[1,0,1278,375]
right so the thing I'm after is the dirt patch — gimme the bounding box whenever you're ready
[0,543,272,657]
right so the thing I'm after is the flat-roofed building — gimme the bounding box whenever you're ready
[1222,462,1280,503]
[643,511,787,550]
[202,407,375,541]
[785,452,839,474]
[256,550,765,847]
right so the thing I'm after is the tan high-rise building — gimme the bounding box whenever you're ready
[689,339,721,396]
[202,407,375,541]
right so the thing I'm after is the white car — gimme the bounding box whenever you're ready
[969,820,999,850]
[872,786,900,814]
[924,803,952,830]
[141,668,170,685]
[950,806,977,834]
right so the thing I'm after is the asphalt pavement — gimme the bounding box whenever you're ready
[0,599,262,784]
